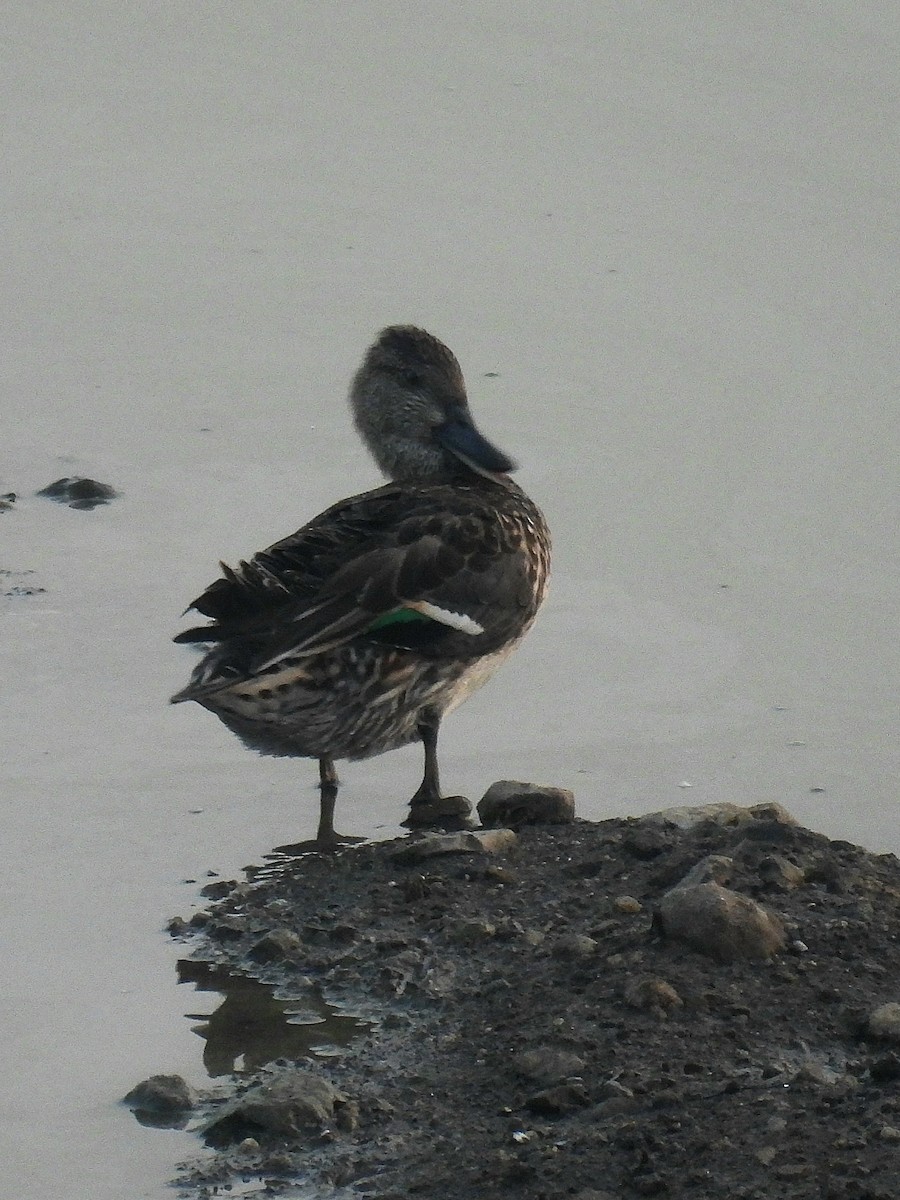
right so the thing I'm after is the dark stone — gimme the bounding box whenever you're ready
[36,477,119,508]
[623,827,669,860]
[123,1075,196,1128]
[869,1054,900,1083]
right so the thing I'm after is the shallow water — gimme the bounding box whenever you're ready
[2,4,897,1198]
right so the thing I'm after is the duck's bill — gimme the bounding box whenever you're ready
[438,417,517,475]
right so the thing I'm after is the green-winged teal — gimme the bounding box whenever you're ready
[172,326,550,848]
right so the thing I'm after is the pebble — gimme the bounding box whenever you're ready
[484,864,519,885]
[757,854,807,890]
[447,918,496,943]
[794,1061,842,1088]
[550,933,598,959]
[525,1082,590,1114]
[477,780,575,827]
[623,978,684,1016]
[867,1002,900,1042]
[672,855,734,888]
[512,1046,586,1084]
[614,895,642,914]
[248,928,304,963]
[879,1125,900,1142]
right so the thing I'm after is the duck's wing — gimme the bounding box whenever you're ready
[173,484,402,643]
[174,481,544,691]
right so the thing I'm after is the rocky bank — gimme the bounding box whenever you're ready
[141,798,900,1199]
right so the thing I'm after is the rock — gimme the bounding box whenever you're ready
[773,1163,812,1180]
[639,802,797,831]
[477,780,575,827]
[205,1071,345,1146]
[757,854,807,890]
[673,855,734,888]
[869,1053,900,1082]
[624,978,684,1016]
[512,1046,586,1084]
[550,933,598,959]
[36,477,119,509]
[392,828,517,861]
[335,1098,360,1132]
[658,881,786,961]
[447,918,497,943]
[248,928,304,963]
[484,863,519,885]
[0,492,15,511]
[867,1002,900,1041]
[599,1079,634,1101]
[613,895,642,914]
[525,1082,590,1114]
[199,878,239,900]
[621,825,669,860]
[123,1075,196,1127]
[879,1125,900,1143]
[520,927,545,947]
[793,1061,842,1088]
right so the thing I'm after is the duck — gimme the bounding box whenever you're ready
[171,325,551,849]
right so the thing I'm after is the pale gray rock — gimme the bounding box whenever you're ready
[639,801,797,831]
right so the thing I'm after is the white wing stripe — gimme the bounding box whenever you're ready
[411,601,484,635]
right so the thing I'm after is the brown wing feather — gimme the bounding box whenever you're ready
[173,478,546,694]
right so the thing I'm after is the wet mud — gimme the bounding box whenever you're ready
[146,801,900,1199]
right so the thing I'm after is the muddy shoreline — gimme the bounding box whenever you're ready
[151,801,900,1199]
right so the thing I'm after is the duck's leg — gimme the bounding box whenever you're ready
[316,756,340,843]
[402,712,473,830]
[274,756,364,854]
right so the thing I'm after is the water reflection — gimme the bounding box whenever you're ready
[177,960,367,1078]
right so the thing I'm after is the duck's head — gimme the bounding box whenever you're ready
[350,325,516,483]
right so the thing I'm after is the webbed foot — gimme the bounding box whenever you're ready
[272,832,366,856]
[402,793,474,831]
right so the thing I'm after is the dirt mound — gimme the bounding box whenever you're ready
[161,803,900,1199]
